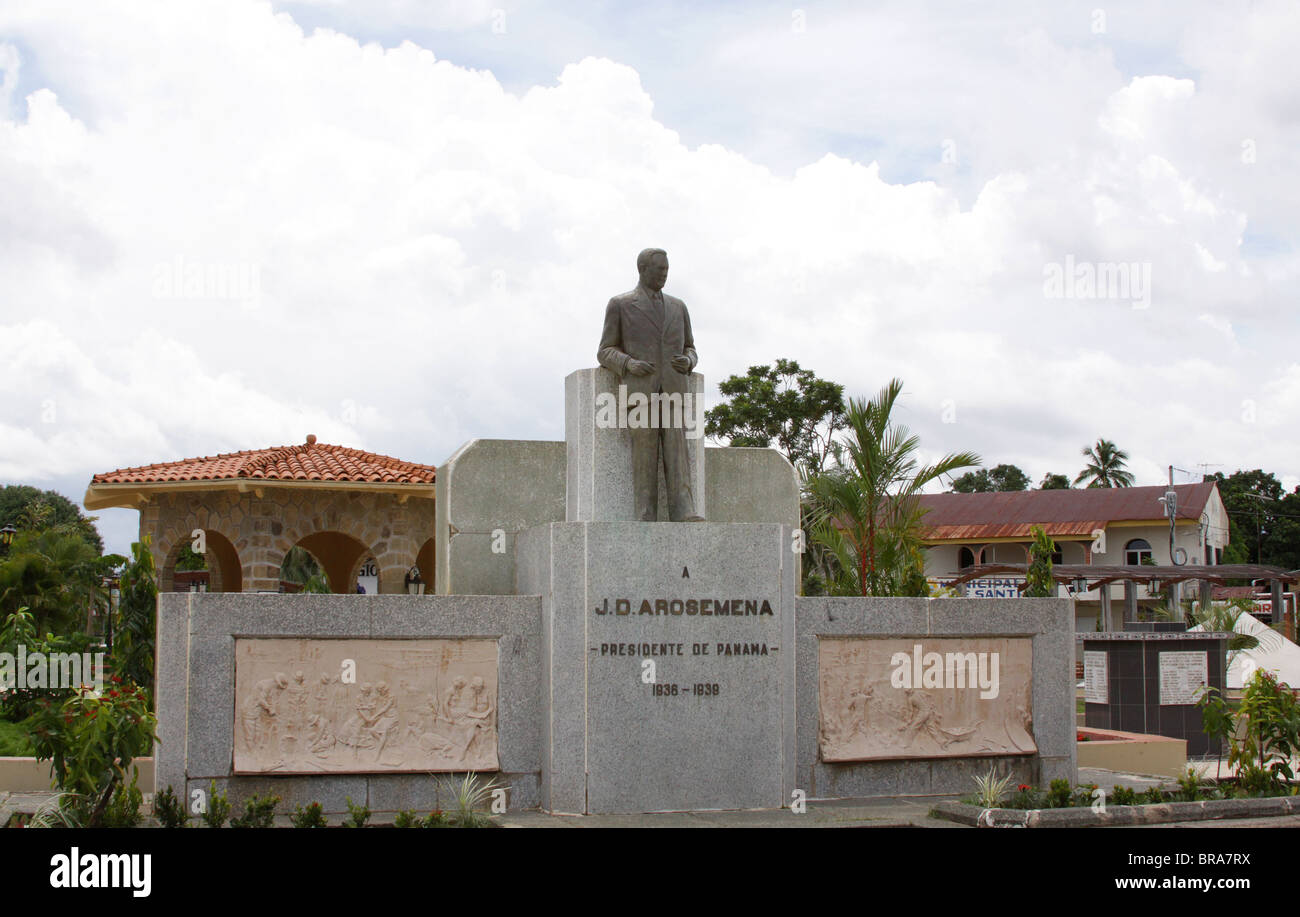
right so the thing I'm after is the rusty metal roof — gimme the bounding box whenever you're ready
[918,482,1217,541]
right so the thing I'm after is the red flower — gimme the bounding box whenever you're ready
[1017,784,1030,791]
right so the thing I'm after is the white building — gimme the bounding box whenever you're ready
[917,482,1231,631]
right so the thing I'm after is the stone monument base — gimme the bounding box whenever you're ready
[517,521,797,814]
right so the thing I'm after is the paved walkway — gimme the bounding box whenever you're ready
[6,769,1297,828]
[497,794,966,828]
[0,791,59,826]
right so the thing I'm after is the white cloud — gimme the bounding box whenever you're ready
[0,0,1296,555]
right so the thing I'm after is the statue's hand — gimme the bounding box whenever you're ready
[670,355,691,374]
[627,359,655,376]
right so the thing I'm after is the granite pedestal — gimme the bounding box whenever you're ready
[517,521,797,814]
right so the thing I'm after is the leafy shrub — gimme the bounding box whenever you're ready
[394,809,424,828]
[153,785,186,828]
[291,802,328,828]
[113,539,158,703]
[102,772,144,827]
[1142,786,1164,805]
[342,796,370,828]
[0,608,94,721]
[1175,768,1205,802]
[1047,779,1073,809]
[1110,785,1138,806]
[1070,783,1100,808]
[202,781,232,828]
[1232,669,1300,792]
[424,809,449,828]
[26,677,156,827]
[1007,784,1043,810]
[230,793,280,828]
[0,718,34,756]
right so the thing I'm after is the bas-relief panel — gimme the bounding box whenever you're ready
[234,638,499,774]
[818,637,1036,762]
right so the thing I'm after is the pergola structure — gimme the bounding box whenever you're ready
[85,436,438,594]
[949,563,1300,639]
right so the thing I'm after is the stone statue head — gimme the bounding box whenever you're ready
[637,248,668,291]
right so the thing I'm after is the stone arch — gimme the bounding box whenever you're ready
[291,530,373,594]
[345,552,376,595]
[415,537,435,594]
[154,515,242,593]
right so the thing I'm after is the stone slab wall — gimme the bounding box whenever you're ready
[795,597,1076,799]
[156,593,541,815]
[437,440,798,596]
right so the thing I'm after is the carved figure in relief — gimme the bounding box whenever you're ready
[234,640,499,774]
[844,683,873,740]
[279,670,310,756]
[459,675,496,757]
[307,713,336,757]
[899,689,980,749]
[371,682,401,763]
[241,672,288,760]
[440,676,468,725]
[338,683,380,752]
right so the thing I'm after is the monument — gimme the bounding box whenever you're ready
[155,248,1075,819]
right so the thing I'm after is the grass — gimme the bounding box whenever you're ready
[0,718,34,756]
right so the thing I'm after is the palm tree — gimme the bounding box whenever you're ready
[806,379,980,596]
[1073,438,1135,488]
[0,527,113,635]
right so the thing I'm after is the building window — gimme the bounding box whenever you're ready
[1125,539,1153,566]
[1051,542,1063,565]
[958,547,975,569]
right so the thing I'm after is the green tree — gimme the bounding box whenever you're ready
[113,538,158,701]
[1074,439,1136,488]
[1206,470,1296,567]
[951,464,1031,493]
[0,485,103,553]
[806,379,979,596]
[705,359,846,475]
[1038,473,1070,490]
[0,528,118,636]
[1025,526,1056,597]
[280,546,323,587]
[174,542,207,572]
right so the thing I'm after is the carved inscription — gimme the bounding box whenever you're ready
[591,595,778,705]
[818,637,1036,762]
[233,638,498,774]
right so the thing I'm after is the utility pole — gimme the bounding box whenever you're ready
[1243,492,1274,565]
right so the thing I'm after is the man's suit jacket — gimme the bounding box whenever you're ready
[597,284,697,395]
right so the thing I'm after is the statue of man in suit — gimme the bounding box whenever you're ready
[597,248,704,522]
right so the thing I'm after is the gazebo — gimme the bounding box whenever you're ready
[84,435,437,594]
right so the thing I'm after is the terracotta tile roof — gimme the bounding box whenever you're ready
[917,482,1218,541]
[91,436,436,486]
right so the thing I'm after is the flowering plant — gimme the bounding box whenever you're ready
[27,675,157,826]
